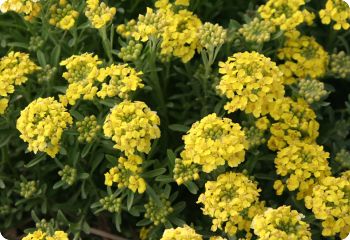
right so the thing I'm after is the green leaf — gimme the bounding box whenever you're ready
[31,210,40,222]
[91,201,101,209]
[36,50,46,66]
[51,45,61,66]
[81,143,93,158]
[168,216,186,227]
[184,181,199,194]
[146,184,161,205]
[70,110,84,121]
[168,124,189,133]
[0,179,5,189]
[136,218,152,227]
[155,175,173,183]
[79,173,90,180]
[25,154,46,168]
[53,180,64,190]
[127,191,135,211]
[141,168,166,178]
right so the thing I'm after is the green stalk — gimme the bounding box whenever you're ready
[98,26,113,64]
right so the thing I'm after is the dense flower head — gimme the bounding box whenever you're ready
[197,172,261,236]
[0,51,40,97]
[258,0,314,31]
[97,64,144,99]
[58,165,77,185]
[144,194,174,225]
[0,0,41,21]
[160,225,202,240]
[173,157,200,185]
[19,180,38,198]
[104,155,146,193]
[243,126,266,149]
[319,0,350,30]
[22,230,69,240]
[118,40,143,62]
[239,18,276,44]
[160,9,202,63]
[296,78,328,104]
[267,98,319,151]
[76,115,101,142]
[273,142,331,199]
[329,51,350,78]
[251,206,311,240]
[49,0,79,30]
[99,194,122,213]
[59,53,102,105]
[181,113,246,173]
[305,176,350,238]
[0,98,9,115]
[278,34,329,84]
[335,149,350,169]
[28,36,44,52]
[16,97,73,157]
[217,51,285,117]
[198,22,227,50]
[103,101,160,155]
[85,0,116,29]
[37,65,57,84]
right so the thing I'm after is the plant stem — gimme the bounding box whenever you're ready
[99,26,113,64]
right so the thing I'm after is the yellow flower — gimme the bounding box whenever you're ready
[217,51,285,117]
[181,113,246,173]
[161,225,202,240]
[0,0,41,21]
[197,172,262,236]
[85,0,116,29]
[305,176,350,238]
[97,64,144,99]
[0,51,40,97]
[49,0,79,30]
[0,98,9,115]
[47,231,69,240]
[104,155,146,193]
[319,0,350,30]
[16,97,73,158]
[175,0,190,6]
[251,206,311,240]
[267,98,319,151]
[103,101,161,155]
[258,0,314,31]
[278,33,329,84]
[274,142,331,199]
[22,230,46,240]
[59,53,102,105]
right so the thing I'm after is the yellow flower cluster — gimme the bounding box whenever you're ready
[49,0,79,30]
[76,115,101,142]
[273,143,331,199]
[217,51,284,117]
[0,98,9,115]
[104,155,146,193]
[59,53,102,105]
[173,158,200,185]
[103,101,160,155]
[0,0,41,21]
[278,33,329,84]
[267,98,319,151]
[251,206,311,240]
[197,172,261,236]
[0,51,40,108]
[305,176,350,238]
[181,113,246,173]
[22,230,69,240]
[85,0,116,29]
[258,0,314,31]
[319,0,350,30]
[144,194,173,225]
[16,97,73,158]
[239,18,276,44]
[117,2,202,63]
[97,64,144,99]
[160,225,202,240]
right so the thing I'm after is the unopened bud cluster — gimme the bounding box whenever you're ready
[198,22,227,50]
[28,36,44,52]
[244,126,266,149]
[35,219,54,233]
[19,180,38,198]
[173,158,200,185]
[0,205,10,215]
[239,18,276,43]
[58,165,77,185]
[99,195,122,213]
[335,149,350,169]
[329,51,350,78]
[76,115,101,143]
[144,195,173,225]
[297,78,328,104]
[37,65,57,83]
[118,40,143,62]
